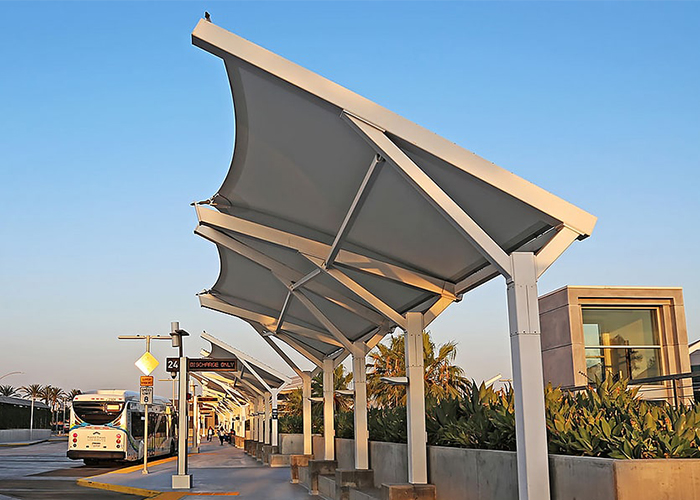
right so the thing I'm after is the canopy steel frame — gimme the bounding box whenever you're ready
[192,19,597,500]
[196,205,457,298]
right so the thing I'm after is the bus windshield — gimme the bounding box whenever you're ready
[73,401,124,425]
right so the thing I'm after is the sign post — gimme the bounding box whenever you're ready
[165,353,237,489]
[139,378,153,475]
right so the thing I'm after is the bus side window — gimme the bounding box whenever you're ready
[131,412,145,440]
[156,415,167,437]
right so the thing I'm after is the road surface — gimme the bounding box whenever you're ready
[0,440,145,499]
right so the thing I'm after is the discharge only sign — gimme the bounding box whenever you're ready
[166,358,237,373]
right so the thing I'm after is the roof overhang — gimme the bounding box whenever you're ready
[191,19,597,366]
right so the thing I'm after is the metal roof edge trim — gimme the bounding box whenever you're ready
[191,19,597,237]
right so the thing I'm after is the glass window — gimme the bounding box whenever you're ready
[582,308,661,383]
[131,412,145,440]
[73,402,124,425]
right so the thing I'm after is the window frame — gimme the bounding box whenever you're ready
[581,306,665,383]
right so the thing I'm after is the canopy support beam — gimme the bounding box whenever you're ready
[535,225,579,278]
[326,154,384,267]
[507,252,550,500]
[195,205,456,298]
[199,293,337,345]
[343,112,513,280]
[195,224,388,325]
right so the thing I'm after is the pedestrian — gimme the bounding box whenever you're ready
[207,426,214,442]
[218,427,225,446]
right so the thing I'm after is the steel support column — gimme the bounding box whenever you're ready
[352,350,369,469]
[405,312,427,484]
[322,358,335,460]
[507,252,550,500]
[257,396,264,443]
[302,372,312,455]
[264,393,271,445]
[271,389,279,447]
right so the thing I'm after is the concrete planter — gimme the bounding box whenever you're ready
[324,438,700,500]
[278,433,304,455]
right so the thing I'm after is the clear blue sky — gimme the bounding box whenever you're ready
[1,2,698,396]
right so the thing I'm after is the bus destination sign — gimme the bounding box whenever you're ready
[166,358,237,373]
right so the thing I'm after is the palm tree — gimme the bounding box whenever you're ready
[42,386,66,432]
[0,385,19,397]
[282,365,353,416]
[20,384,44,438]
[67,388,82,399]
[367,331,468,408]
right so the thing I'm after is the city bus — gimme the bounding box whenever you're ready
[67,390,177,465]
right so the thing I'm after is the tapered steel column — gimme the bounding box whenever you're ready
[302,372,312,455]
[405,312,427,484]
[322,358,335,460]
[271,389,279,447]
[352,350,369,469]
[257,396,264,443]
[507,252,550,500]
[250,402,256,442]
[264,393,271,445]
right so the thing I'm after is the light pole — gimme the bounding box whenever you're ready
[159,379,177,403]
[170,322,191,490]
[118,334,170,475]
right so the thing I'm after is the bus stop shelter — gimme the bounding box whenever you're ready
[190,18,596,500]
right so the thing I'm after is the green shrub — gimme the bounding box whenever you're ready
[331,378,700,459]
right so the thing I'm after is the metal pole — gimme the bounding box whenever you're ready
[29,398,34,440]
[322,358,335,461]
[405,312,427,484]
[507,252,551,500]
[143,403,149,474]
[194,390,200,453]
[672,378,679,408]
[172,354,191,488]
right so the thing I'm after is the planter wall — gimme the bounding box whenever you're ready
[278,433,304,455]
[324,437,700,499]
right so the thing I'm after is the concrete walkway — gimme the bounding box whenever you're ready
[78,441,322,499]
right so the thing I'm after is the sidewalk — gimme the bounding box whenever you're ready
[77,441,322,499]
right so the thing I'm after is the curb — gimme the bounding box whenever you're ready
[0,439,48,447]
[76,477,161,498]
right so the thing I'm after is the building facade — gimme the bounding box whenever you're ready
[539,286,692,403]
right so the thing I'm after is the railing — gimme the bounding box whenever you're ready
[562,371,699,407]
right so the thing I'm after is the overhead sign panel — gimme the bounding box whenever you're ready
[188,358,237,372]
[166,357,237,373]
[198,397,219,403]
